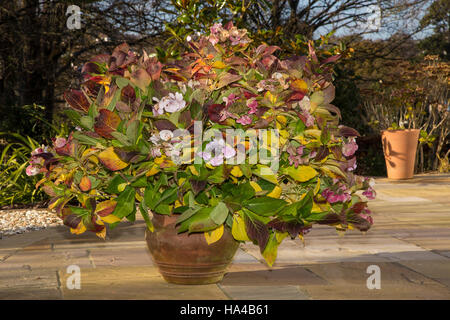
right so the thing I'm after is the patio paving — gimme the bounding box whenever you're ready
[1,173,449,300]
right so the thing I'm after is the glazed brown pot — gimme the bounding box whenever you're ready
[145,213,239,285]
[381,129,420,180]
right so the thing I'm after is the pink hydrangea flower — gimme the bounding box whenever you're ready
[199,138,236,166]
[223,93,239,107]
[247,99,258,114]
[210,23,222,34]
[26,165,40,176]
[53,137,67,149]
[346,157,357,172]
[342,138,358,157]
[362,187,376,200]
[287,145,306,167]
[236,115,252,125]
[360,209,374,225]
[302,111,315,127]
[322,187,351,203]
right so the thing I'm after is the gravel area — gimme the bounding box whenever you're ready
[0,209,63,238]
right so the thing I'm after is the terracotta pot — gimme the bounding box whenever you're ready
[145,214,239,285]
[381,129,420,180]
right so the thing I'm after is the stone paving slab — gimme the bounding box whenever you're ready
[300,262,450,299]
[1,174,450,300]
[218,285,309,300]
[59,266,228,300]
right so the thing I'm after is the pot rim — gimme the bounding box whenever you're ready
[381,128,420,133]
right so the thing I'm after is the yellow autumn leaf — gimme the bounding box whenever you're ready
[232,213,250,241]
[154,156,175,168]
[70,221,86,235]
[99,214,121,224]
[276,115,287,125]
[174,200,182,208]
[211,60,227,69]
[267,186,282,198]
[97,147,128,171]
[96,227,107,240]
[189,165,199,176]
[79,176,91,192]
[275,231,289,243]
[291,79,308,93]
[314,178,321,195]
[146,165,160,176]
[81,148,99,163]
[285,165,318,182]
[178,177,186,186]
[249,181,262,192]
[264,91,277,104]
[204,225,224,245]
[253,164,278,184]
[292,134,309,145]
[230,166,243,177]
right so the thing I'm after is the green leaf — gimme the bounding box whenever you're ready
[262,233,280,267]
[112,186,136,218]
[207,165,226,183]
[106,175,127,194]
[239,163,252,178]
[139,201,154,232]
[131,175,148,188]
[154,204,171,215]
[159,187,178,205]
[126,120,140,144]
[296,191,314,218]
[126,206,136,222]
[177,207,218,234]
[144,186,160,210]
[176,206,202,224]
[80,116,94,130]
[72,131,103,146]
[210,202,229,225]
[243,196,287,216]
[64,109,82,127]
[110,131,132,146]
[116,77,130,89]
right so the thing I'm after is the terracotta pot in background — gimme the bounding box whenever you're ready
[145,213,239,285]
[381,129,420,180]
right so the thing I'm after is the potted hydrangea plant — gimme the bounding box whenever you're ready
[27,22,375,285]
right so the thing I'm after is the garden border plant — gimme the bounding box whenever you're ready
[27,22,375,282]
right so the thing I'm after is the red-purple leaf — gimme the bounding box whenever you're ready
[120,84,136,104]
[315,146,330,161]
[115,101,132,113]
[63,214,82,229]
[287,91,306,102]
[322,84,335,104]
[339,126,360,137]
[94,109,121,139]
[207,104,225,123]
[130,69,151,92]
[154,119,177,131]
[64,89,90,112]
[190,179,207,195]
[322,54,341,65]
[268,219,308,238]
[244,214,269,253]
